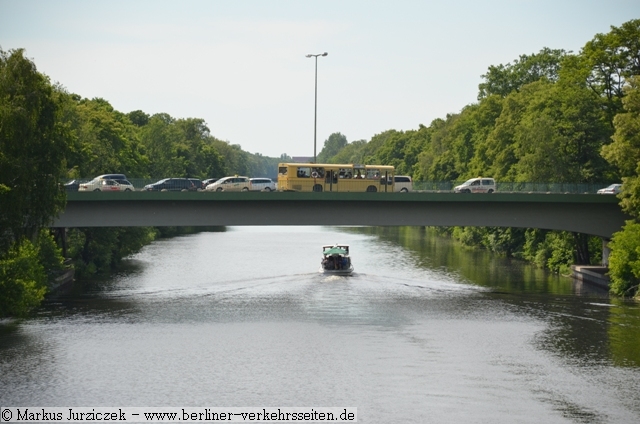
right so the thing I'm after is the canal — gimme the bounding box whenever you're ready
[1,226,639,423]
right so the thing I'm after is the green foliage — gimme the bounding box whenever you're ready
[544,233,575,275]
[481,228,526,257]
[140,113,187,177]
[317,132,348,163]
[0,238,47,317]
[127,110,150,127]
[478,47,567,99]
[580,19,640,123]
[59,95,147,178]
[602,76,640,218]
[608,221,640,297]
[449,227,525,257]
[0,48,70,252]
[37,230,65,282]
[373,128,429,175]
[451,227,483,247]
[67,227,156,278]
[246,152,281,179]
[331,139,368,164]
[512,80,611,182]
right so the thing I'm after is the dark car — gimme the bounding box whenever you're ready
[64,180,81,191]
[201,178,219,189]
[143,178,202,192]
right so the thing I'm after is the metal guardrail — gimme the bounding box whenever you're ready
[64,179,614,194]
[404,181,609,194]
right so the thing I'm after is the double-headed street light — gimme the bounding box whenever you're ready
[306,52,328,163]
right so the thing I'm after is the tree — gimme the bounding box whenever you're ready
[331,139,368,165]
[127,109,150,127]
[62,97,146,178]
[511,80,611,182]
[478,47,567,99]
[602,76,640,218]
[317,132,348,163]
[608,221,640,297]
[140,113,186,177]
[0,238,47,317]
[570,19,640,126]
[0,48,70,252]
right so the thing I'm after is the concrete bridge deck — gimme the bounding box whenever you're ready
[52,191,629,238]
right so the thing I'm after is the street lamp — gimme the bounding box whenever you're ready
[306,52,328,163]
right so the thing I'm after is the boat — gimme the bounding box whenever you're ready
[319,244,354,275]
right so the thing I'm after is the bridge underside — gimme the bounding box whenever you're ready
[52,192,629,238]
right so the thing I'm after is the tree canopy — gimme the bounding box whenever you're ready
[0,48,70,251]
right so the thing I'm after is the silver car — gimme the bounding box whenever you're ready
[79,178,134,192]
[249,178,277,192]
[454,177,496,193]
[205,176,251,192]
[597,183,622,194]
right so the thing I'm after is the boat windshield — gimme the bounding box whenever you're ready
[324,247,347,256]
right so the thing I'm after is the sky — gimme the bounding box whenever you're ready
[1,1,638,158]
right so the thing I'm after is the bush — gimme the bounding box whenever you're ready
[0,238,47,317]
[608,221,640,297]
[37,230,65,283]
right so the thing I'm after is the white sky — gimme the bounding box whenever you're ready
[1,1,638,157]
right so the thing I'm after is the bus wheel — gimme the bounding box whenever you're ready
[313,184,323,192]
[366,186,377,192]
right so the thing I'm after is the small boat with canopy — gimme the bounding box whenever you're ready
[320,244,354,275]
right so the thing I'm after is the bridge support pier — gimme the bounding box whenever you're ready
[602,238,611,267]
[53,227,68,258]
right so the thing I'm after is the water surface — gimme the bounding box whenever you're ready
[1,226,639,423]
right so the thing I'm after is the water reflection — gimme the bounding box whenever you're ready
[608,299,640,367]
[342,226,640,367]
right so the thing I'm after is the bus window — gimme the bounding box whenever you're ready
[311,167,325,178]
[366,169,381,179]
[297,167,311,178]
[279,167,288,175]
[339,168,352,179]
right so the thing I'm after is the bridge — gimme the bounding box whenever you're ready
[53,191,629,239]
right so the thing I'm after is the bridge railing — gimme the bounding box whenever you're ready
[496,182,604,194]
[413,181,609,194]
[64,178,612,194]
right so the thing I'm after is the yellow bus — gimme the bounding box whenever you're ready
[277,163,395,192]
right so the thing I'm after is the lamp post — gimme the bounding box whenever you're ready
[306,52,328,163]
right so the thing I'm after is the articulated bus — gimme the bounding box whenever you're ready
[277,163,395,192]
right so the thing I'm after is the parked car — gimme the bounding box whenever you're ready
[454,177,496,193]
[79,178,134,192]
[205,176,251,192]
[393,176,413,192]
[597,183,622,194]
[143,178,202,192]
[201,178,220,189]
[95,173,127,180]
[64,179,81,191]
[78,174,128,192]
[249,178,277,192]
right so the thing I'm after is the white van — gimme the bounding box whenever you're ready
[394,176,413,192]
[454,177,496,193]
